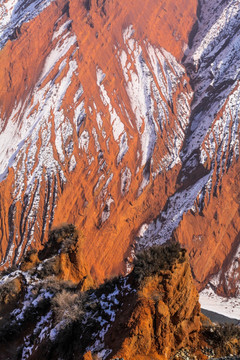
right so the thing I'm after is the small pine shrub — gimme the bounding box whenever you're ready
[39,223,79,261]
[133,242,185,284]
[42,276,76,293]
[0,278,22,304]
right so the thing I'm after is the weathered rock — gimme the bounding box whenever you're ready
[105,251,201,360]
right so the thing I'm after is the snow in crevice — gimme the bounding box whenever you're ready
[187,0,240,70]
[120,167,132,196]
[101,197,114,224]
[74,100,86,136]
[119,26,192,183]
[183,0,240,165]
[40,33,77,84]
[74,85,84,104]
[79,130,90,153]
[96,67,126,141]
[176,0,240,219]
[0,27,79,262]
[0,0,55,49]
[92,127,101,153]
[69,155,76,172]
[0,31,78,183]
[85,278,133,360]
[117,132,128,165]
[52,19,72,41]
[96,67,129,163]
[119,42,157,169]
[137,173,211,249]
[96,112,103,130]
[197,82,240,206]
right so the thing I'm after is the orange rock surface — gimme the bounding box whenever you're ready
[0,0,198,285]
[174,159,240,293]
[97,252,201,359]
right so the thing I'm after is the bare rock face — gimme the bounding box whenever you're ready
[1,237,239,359]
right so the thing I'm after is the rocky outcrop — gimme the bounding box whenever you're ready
[103,246,201,360]
[18,223,93,287]
[1,238,239,360]
[0,241,204,360]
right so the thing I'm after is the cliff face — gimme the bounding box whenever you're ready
[0,0,240,314]
[104,252,201,360]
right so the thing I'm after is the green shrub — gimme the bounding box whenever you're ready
[133,242,185,284]
[202,323,240,346]
[39,223,79,261]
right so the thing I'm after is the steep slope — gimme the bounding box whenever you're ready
[137,0,240,315]
[0,0,198,281]
[176,0,240,297]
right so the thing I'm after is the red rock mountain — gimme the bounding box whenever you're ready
[0,0,239,317]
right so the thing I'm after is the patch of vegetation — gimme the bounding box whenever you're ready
[38,223,79,261]
[0,277,22,305]
[52,289,85,326]
[0,264,18,279]
[0,277,80,345]
[132,242,186,284]
[202,323,240,344]
[202,324,240,356]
